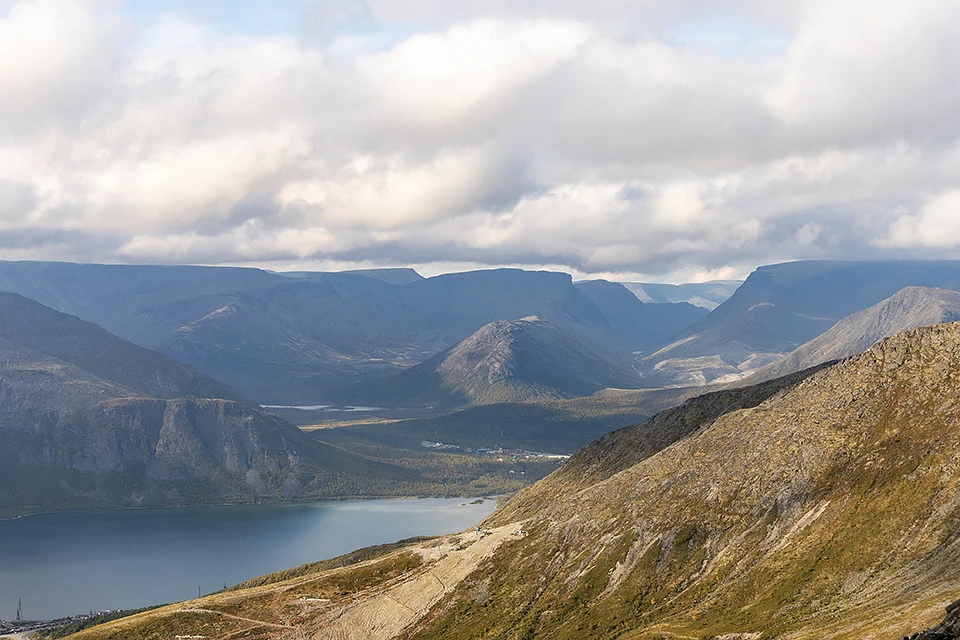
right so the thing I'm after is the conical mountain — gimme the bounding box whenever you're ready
[749,285,960,383]
[352,318,639,409]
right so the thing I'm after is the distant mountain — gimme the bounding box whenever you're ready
[107,323,960,639]
[0,291,244,402]
[621,279,742,310]
[574,280,708,356]
[0,293,383,516]
[0,262,705,403]
[749,286,960,383]
[349,318,639,409]
[642,260,960,386]
[282,268,424,285]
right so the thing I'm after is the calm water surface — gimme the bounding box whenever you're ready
[0,497,496,621]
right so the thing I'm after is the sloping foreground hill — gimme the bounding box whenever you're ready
[349,318,640,409]
[0,293,394,516]
[749,285,960,383]
[67,323,960,639]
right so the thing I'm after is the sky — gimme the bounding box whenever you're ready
[0,0,958,283]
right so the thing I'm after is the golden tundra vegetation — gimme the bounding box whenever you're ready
[65,323,960,640]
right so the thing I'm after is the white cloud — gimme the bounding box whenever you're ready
[0,0,958,280]
[883,191,960,249]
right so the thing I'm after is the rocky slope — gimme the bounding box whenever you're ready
[0,293,379,516]
[350,318,640,409]
[749,286,960,383]
[910,600,960,639]
[75,321,960,639]
[643,260,960,386]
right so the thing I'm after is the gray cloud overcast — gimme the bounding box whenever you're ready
[0,0,958,281]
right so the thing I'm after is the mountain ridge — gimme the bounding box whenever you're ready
[0,261,706,403]
[642,260,960,386]
[93,321,960,640]
[748,285,960,383]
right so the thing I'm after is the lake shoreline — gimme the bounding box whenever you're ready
[0,497,500,621]
[0,492,504,522]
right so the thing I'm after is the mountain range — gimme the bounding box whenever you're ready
[0,261,707,403]
[0,292,462,516]
[642,260,960,386]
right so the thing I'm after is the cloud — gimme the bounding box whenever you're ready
[882,191,960,249]
[0,0,958,281]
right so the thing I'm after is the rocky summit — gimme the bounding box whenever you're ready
[750,285,960,383]
[352,318,641,409]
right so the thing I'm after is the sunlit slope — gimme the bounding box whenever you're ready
[62,322,960,639]
[643,260,960,385]
[408,323,960,639]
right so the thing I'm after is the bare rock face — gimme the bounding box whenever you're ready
[908,600,960,639]
[0,293,339,516]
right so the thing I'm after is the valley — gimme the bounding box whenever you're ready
[4,259,960,639]
[52,322,960,639]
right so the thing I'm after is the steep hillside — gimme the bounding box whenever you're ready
[750,286,960,383]
[90,322,960,639]
[643,260,960,386]
[350,319,639,409]
[0,292,243,401]
[621,280,742,310]
[0,294,404,516]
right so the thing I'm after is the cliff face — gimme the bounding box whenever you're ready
[0,293,343,515]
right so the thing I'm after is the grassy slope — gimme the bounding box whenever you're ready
[402,324,960,639]
[60,324,960,640]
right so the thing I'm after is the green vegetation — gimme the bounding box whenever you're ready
[35,606,163,639]
[313,384,700,455]
[226,537,435,590]
[399,325,960,639]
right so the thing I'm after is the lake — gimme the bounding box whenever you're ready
[0,497,497,621]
